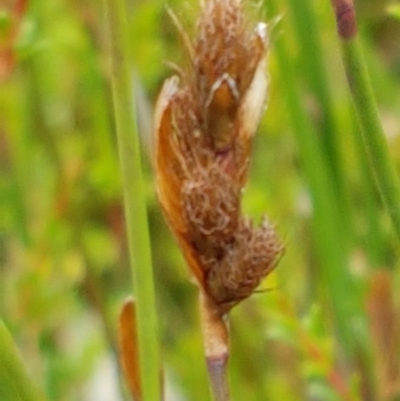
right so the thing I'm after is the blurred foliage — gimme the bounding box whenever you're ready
[1,0,400,400]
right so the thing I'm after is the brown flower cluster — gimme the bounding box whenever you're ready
[155,0,283,314]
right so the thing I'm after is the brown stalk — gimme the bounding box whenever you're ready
[200,293,230,401]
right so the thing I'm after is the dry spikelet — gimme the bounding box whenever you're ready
[118,298,142,401]
[155,0,283,314]
[206,217,282,310]
[118,298,164,401]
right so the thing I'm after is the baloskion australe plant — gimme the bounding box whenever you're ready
[154,0,283,399]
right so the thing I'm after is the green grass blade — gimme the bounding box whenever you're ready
[266,0,359,360]
[0,321,47,401]
[331,1,400,245]
[342,37,400,242]
[284,0,350,230]
[102,2,161,401]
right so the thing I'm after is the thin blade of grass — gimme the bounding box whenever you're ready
[0,321,47,401]
[266,0,359,362]
[330,0,400,245]
[284,0,351,240]
[102,2,161,401]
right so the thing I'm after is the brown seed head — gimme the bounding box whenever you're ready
[155,0,283,313]
[194,0,267,154]
[205,217,283,312]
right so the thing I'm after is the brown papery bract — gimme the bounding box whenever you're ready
[155,0,283,314]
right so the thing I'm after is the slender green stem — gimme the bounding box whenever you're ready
[0,321,47,401]
[330,0,400,243]
[352,117,386,268]
[342,38,400,240]
[267,0,358,361]
[102,2,161,401]
[285,0,351,236]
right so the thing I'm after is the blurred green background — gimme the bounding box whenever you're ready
[2,0,400,400]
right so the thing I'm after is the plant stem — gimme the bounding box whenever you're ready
[330,0,400,243]
[267,0,358,361]
[102,2,161,401]
[285,0,351,239]
[200,294,230,401]
[0,321,47,401]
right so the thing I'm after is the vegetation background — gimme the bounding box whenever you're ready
[2,0,400,400]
